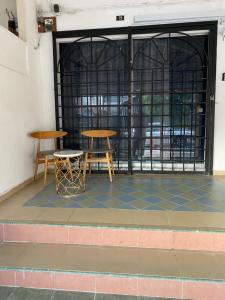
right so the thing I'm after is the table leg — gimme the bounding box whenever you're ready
[83,153,88,183]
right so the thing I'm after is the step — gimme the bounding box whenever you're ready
[1,222,225,252]
[0,242,225,299]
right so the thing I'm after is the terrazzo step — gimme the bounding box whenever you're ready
[0,243,225,300]
[1,222,225,252]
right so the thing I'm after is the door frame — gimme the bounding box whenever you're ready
[53,21,217,175]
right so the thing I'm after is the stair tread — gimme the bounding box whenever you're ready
[1,242,225,281]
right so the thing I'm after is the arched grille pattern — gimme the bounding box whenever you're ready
[54,23,217,174]
[131,32,208,172]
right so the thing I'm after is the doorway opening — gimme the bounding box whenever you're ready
[53,22,217,174]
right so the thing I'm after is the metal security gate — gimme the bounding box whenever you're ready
[53,22,217,174]
[132,32,209,172]
[56,36,130,172]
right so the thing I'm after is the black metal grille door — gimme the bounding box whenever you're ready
[54,23,217,174]
[58,36,129,172]
[132,33,208,172]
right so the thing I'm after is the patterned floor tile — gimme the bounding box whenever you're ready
[106,198,125,208]
[131,199,150,209]
[197,197,216,206]
[118,194,137,202]
[118,203,135,209]
[131,191,149,198]
[168,196,191,205]
[144,205,164,211]
[142,187,160,194]
[179,191,200,201]
[173,205,196,212]
[155,191,173,199]
[23,176,225,212]
[157,200,179,210]
[89,202,107,208]
[64,202,82,208]
[120,186,136,193]
[80,198,98,207]
[202,206,224,212]
[184,201,206,211]
[165,187,186,195]
[143,196,163,204]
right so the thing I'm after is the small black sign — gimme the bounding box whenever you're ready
[222,73,225,81]
[116,15,125,21]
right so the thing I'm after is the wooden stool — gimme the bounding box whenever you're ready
[81,130,117,183]
[30,130,67,185]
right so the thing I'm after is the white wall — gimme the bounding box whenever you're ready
[0,0,17,30]
[37,0,225,30]
[0,26,27,74]
[215,0,225,168]
[214,36,225,172]
[0,0,45,195]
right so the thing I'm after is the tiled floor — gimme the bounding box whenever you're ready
[0,286,177,300]
[24,175,225,212]
[2,174,225,230]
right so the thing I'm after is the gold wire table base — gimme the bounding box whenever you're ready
[54,151,84,198]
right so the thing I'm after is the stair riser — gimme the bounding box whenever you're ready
[1,223,225,252]
[0,269,224,300]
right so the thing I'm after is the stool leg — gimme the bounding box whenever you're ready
[110,153,115,175]
[83,153,88,183]
[44,155,48,185]
[33,156,39,181]
[106,152,112,182]
[89,153,92,174]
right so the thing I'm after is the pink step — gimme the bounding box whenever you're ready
[0,241,224,300]
[1,222,225,252]
[0,268,225,300]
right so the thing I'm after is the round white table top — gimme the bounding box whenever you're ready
[53,150,83,158]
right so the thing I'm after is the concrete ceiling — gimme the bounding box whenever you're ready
[36,0,223,14]
[36,0,219,9]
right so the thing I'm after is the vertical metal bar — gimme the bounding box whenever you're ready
[96,62,100,172]
[90,37,93,64]
[106,70,109,129]
[89,70,93,130]
[60,55,66,144]
[70,66,74,149]
[167,33,176,172]
[205,25,217,175]
[193,71,196,172]
[170,68,175,172]
[86,70,89,154]
[150,69,153,171]
[140,49,144,172]
[161,65,165,173]
[117,71,121,173]
[171,68,175,173]
[52,32,60,132]
[128,29,132,174]
[182,71,189,170]
[181,71,185,172]
[169,66,173,166]
[190,71,194,167]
